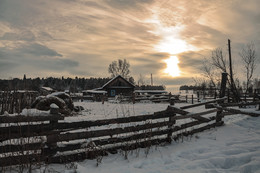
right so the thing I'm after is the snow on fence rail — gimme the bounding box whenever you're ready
[0,98,259,167]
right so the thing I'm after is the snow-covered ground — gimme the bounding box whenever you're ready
[15,102,260,172]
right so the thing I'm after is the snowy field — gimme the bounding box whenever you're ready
[17,102,260,172]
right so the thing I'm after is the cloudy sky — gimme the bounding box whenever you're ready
[0,0,259,91]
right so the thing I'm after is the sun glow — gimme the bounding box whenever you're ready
[164,56,180,77]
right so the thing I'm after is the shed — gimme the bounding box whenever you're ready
[99,75,135,97]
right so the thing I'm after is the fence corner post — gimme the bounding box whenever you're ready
[45,107,60,163]
[167,108,176,143]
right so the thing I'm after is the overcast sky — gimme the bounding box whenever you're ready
[0,0,259,91]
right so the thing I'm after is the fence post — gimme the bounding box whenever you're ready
[167,111,176,143]
[253,89,256,102]
[132,92,135,104]
[191,95,194,104]
[227,89,230,103]
[186,95,188,103]
[45,107,59,162]
[216,73,227,123]
[197,92,200,102]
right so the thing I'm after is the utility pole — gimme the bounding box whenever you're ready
[228,39,234,91]
[151,73,153,86]
[228,39,240,102]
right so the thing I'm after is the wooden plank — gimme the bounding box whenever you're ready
[0,114,64,123]
[191,116,211,122]
[0,142,43,154]
[48,138,168,164]
[173,109,218,120]
[167,106,189,115]
[220,101,260,107]
[212,105,260,117]
[41,116,216,155]
[47,121,170,143]
[0,109,216,141]
[0,154,45,167]
[205,101,260,109]
[43,129,170,155]
[180,97,227,109]
[173,116,216,132]
[0,110,173,141]
[173,121,224,141]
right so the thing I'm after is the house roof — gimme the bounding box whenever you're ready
[101,75,135,89]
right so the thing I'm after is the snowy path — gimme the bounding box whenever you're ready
[37,102,260,173]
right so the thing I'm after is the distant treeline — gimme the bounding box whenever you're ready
[135,85,165,90]
[179,85,213,91]
[0,75,166,92]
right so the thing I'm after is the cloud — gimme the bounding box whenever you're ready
[104,0,154,9]
[0,0,259,91]
[0,43,82,78]
[17,43,62,57]
[0,31,35,41]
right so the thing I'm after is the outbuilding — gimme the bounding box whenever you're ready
[99,75,135,97]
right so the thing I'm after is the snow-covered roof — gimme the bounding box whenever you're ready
[101,75,135,89]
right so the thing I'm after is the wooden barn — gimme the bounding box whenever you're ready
[99,75,135,97]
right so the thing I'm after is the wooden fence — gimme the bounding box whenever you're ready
[0,90,38,115]
[0,98,259,167]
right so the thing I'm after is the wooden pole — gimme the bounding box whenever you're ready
[227,89,230,103]
[167,112,176,143]
[220,73,228,98]
[217,72,228,122]
[151,73,153,86]
[228,39,234,90]
[192,94,194,104]
[228,39,241,102]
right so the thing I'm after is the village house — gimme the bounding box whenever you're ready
[97,75,135,97]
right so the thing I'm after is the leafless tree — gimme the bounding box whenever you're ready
[200,48,230,88]
[201,58,218,87]
[108,59,130,78]
[211,48,229,73]
[239,42,258,92]
[137,74,146,86]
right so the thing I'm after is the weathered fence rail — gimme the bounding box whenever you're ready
[1,98,259,167]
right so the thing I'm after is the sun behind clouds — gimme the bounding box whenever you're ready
[164,56,180,77]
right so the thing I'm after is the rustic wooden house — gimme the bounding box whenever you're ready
[99,75,135,97]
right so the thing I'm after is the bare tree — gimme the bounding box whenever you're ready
[211,48,228,73]
[200,48,229,88]
[201,58,218,87]
[137,74,146,86]
[108,59,130,78]
[239,42,258,93]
